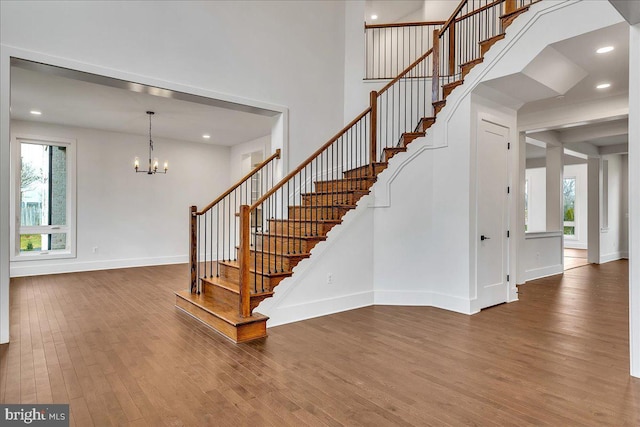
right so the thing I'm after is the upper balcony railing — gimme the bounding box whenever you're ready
[365,21,443,80]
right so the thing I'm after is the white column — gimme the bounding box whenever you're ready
[546,145,563,231]
[629,23,640,378]
[0,47,10,344]
[587,157,601,264]
[516,132,527,284]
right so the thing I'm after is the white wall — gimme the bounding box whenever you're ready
[525,167,546,232]
[422,1,459,21]
[9,120,230,277]
[229,135,271,182]
[0,1,347,167]
[523,231,564,280]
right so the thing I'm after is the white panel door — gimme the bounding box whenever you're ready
[477,120,509,309]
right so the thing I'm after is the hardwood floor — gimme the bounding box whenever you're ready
[564,248,589,270]
[1,262,638,426]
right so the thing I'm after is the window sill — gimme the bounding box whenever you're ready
[11,251,76,262]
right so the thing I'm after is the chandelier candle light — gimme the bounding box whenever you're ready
[134,111,168,174]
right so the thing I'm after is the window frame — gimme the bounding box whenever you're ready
[10,134,77,261]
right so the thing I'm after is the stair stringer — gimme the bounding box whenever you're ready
[371,0,627,314]
[255,193,375,328]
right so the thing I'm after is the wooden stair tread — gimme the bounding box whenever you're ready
[175,290,267,326]
[301,189,370,196]
[220,259,294,276]
[269,218,341,225]
[314,177,376,185]
[480,33,505,45]
[288,204,357,209]
[254,231,329,241]
[201,276,274,297]
[461,57,484,67]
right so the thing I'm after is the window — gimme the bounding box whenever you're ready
[12,136,76,260]
[563,177,576,237]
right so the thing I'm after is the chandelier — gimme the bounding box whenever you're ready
[134,111,168,174]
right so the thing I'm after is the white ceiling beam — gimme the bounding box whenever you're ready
[599,143,629,156]
[563,141,600,157]
[518,94,629,132]
[559,120,629,143]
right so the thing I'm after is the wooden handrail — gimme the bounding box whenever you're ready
[365,20,444,29]
[439,0,469,36]
[378,47,433,96]
[196,149,281,215]
[249,107,371,211]
[454,0,504,23]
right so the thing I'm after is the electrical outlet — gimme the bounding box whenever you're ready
[327,273,333,285]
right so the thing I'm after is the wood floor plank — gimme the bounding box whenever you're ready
[2,262,639,425]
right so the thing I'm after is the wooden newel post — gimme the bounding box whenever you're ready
[238,205,251,318]
[432,29,440,104]
[369,90,378,168]
[189,205,198,294]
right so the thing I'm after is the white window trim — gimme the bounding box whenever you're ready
[10,134,77,261]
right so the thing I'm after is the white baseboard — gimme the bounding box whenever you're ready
[9,255,187,277]
[373,290,476,315]
[601,252,624,264]
[525,264,563,281]
[266,290,374,328]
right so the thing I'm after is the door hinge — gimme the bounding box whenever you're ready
[507,142,511,149]
[507,186,510,194]
[507,274,510,282]
[507,230,510,238]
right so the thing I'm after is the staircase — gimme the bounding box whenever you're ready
[175,0,537,342]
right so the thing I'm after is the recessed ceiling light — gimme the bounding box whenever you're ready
[596,83,611,89]
[30,110,42,115]
[202,134,211,139]
[596,46,614,54]
[371,14,378,20]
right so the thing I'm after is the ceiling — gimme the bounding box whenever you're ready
[10,62,276,146]
[365,0,423,24]
[490,21,632,161]
[517,22,629,114]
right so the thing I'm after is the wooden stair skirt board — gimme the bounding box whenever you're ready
[443,80,464,100]
[175,290,268,343]
[501,6,530,31]
[461,57,484,78]
[480,33,505,56]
